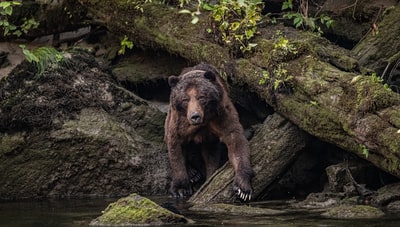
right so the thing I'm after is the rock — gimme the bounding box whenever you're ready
[372,183,400,207]
[0,50,169,199]
[294,192,342,209]
[112,49,186,84]
[325,161,384,194]
[90,193,193,226]
[321,205,385,219]
[387,200,400,210]
[190,203,286,216]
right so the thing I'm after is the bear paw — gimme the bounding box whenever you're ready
[188,167,203,184]
[170,180,193,199]
[233,180,253,202]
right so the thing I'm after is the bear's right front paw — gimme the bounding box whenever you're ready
[170,180,193,198]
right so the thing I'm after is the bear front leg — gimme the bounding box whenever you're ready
[167,143,193,198]
[224,133,254,201]
[201,141,223,179]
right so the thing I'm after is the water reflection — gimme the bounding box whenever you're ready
[0,196,399,227]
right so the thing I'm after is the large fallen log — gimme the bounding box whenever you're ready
[78,1,400,179]
[189,113,307,203]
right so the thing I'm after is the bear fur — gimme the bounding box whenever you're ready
[164,63,254,201]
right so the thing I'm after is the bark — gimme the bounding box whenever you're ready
[78,0,400,178]
[352,4,400,72]
[189,113,307,203]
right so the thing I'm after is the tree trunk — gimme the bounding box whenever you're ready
[352,4,400,72]
[78,1,400,178]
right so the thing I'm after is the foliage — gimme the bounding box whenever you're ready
[178,0,202,24]
[259,32,295,90]
[0,1,39,37]
[19,45,64,75]
[358,144,369,158]
[179,0,263,54]
[273,31,298,56]
[118,35,134,55]
[206,0,263,53]
[259,63,293,91]
[282,0,334,34]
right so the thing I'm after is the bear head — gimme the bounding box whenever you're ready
[168,69,223,125]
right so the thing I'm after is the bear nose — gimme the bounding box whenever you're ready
[190,112,201,124]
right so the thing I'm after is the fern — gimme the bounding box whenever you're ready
[20,45,63,75]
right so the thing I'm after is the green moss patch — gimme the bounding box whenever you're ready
[90,194,193,226]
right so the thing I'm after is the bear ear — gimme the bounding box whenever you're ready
[204,71,216,82]
[168,76,179,87]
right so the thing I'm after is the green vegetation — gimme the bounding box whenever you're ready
[358,144,369,158]
[206,0,263,53]
[259,33,295,90]
[118,35,134,55]
[282,0,334,34]
[0,1,39,37]
[19,45,64,75]
[178,0,263,54]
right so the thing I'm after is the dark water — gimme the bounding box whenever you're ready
[1,196,400,227]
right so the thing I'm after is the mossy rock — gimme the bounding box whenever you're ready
[321,205,385,219]
[90,194,193,226]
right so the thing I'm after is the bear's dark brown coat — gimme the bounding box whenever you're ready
[164,63,254,201]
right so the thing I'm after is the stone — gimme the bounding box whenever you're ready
[90,193,193,226]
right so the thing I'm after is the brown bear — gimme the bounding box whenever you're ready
[164,63,254,201]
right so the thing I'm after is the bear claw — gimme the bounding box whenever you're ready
[234,187,252,202]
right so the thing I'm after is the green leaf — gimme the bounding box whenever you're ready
[191,16,199,24]
[281,0,293,10]
[13,30,22,37]
[4,5,12,15]
[245,29,254,39]
[202,2,214,11]
[230,21,240,31]
[178,9,192,14]
[22,48,39,63]
[293,17,302,28]
[248,43,257,48]
[0,2,11,9]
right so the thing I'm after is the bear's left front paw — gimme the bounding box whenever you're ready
[233,180,253,202]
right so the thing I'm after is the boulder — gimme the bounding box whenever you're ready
[90,193,193,226]
[0,50,169,199]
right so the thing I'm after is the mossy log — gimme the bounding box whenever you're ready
[79,1,400,179]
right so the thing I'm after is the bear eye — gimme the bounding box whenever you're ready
[175,98,188,113]
[181,98,189,105]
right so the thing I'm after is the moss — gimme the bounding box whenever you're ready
[350,76,400,114]
[190,203,285,216]
[321,205,385,219]
[0,133,25,155]
[90,193,192,226]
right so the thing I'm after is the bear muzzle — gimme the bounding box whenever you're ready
[188,112,203,125]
